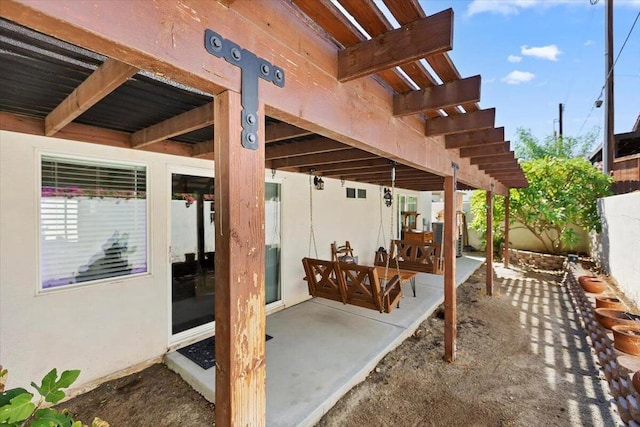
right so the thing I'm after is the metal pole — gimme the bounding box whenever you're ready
[604,0,614,175]
[558,103,564,140]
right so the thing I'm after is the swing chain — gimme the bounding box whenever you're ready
[308,169,318,258]
[384,161,400,287]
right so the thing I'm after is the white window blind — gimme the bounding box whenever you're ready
[40,155,148,289]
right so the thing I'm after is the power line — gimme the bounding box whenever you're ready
[577,8,640,137]
[595,9,640,104]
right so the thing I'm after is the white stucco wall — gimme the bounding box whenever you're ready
[0,130,429,389]
[593,192,640,304]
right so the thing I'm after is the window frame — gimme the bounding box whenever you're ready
[37,151,151,294]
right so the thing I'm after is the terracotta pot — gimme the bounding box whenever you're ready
[596,295,625,310]
[632,371,640,394]
[613,325,640,356]
[595,308,640,330]
[580,276,607,293]
[578,274,596,286]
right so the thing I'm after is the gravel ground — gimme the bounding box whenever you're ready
[57,262,620,426]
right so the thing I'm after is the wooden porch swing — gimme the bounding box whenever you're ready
[302,163,403,313]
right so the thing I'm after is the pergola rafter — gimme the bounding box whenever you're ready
[426,108,496,136]
[45,58,139,136]
[459,141,510,158]
[445,127,505,149]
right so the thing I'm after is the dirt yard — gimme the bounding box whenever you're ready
[59,263,619,426]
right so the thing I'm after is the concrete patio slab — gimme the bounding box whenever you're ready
[165,254,485,427]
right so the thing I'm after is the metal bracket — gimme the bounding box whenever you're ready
[451,162,459,192]
[204,29,285,150]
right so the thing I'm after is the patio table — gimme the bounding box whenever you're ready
[374,266,418,298]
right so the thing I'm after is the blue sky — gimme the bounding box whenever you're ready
[416,0,640,147]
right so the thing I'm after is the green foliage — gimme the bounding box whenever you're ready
[0,369,108,427]
[469,190,506,254]
[31,370,80,405]
[514,127,596,160]
[0,391,35,425]
[470,157,612,254]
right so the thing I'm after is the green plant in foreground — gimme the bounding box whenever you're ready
[0,367,108,427]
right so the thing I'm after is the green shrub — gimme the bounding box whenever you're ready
[0,367,108,427]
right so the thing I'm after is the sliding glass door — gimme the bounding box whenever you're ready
[170,172,281,337]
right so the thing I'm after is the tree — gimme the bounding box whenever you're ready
[514,127,596,160]
[470,157,612,255]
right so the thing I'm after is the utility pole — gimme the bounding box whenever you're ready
[604,0,615,175]
[558,103,564,140]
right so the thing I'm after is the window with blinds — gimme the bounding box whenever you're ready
[40,155,148,289]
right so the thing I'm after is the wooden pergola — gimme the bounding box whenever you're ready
[1,1,526,425]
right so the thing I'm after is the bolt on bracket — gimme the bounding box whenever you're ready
[204,29,285,150]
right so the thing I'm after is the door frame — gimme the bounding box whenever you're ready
[167,165,216,347]
[167,166,285,348]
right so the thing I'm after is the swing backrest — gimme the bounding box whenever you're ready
[374,239,443,275]
[302,257,345,303]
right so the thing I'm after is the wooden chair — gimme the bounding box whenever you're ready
[302,257,345,303]
[331,241,354,262]
[335,262,402,313]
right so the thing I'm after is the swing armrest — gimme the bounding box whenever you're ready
[381,274,402,313]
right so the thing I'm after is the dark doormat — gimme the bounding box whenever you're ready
[177,334,273,370]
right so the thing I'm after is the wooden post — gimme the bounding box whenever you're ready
[503,193,510,268]
[444,175,456,362]
[486,188,494,296]
[214,91,266,427]
[604,0,615,175]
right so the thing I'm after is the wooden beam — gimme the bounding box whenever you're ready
[504,193,510,268]
[486,188,494,296]
[353,168,431,178]
[445,127,504,149]
[45,58,139,136]
[269,149,378,169]
[426,108,495,136]
[483,166,522,174]
[393,75,481,117]
[470,152,514,165]
[265,138,347,160]
[338,9,453,82]
[444,175,456,362]
[459,141,510,158]
[131,102,214,149]
[489,173,525,180]
[214,91,266,426]
[2,0,504,193]
[481,165,521,174]
[265,122,313,143]
[322,164,412,177]
[191,123,314,158]
[192,140,214,158]
[1,111,192,156]
[312,158,394,174]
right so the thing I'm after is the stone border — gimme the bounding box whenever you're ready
[565,263,639,425]
[509,248,566,271]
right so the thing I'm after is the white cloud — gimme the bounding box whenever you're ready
[521,44,562,61]
[508,55,523,63]
[502,70,536,85]
[464,0,640,17]
[584,40,594,46]
[467,0,537,16]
